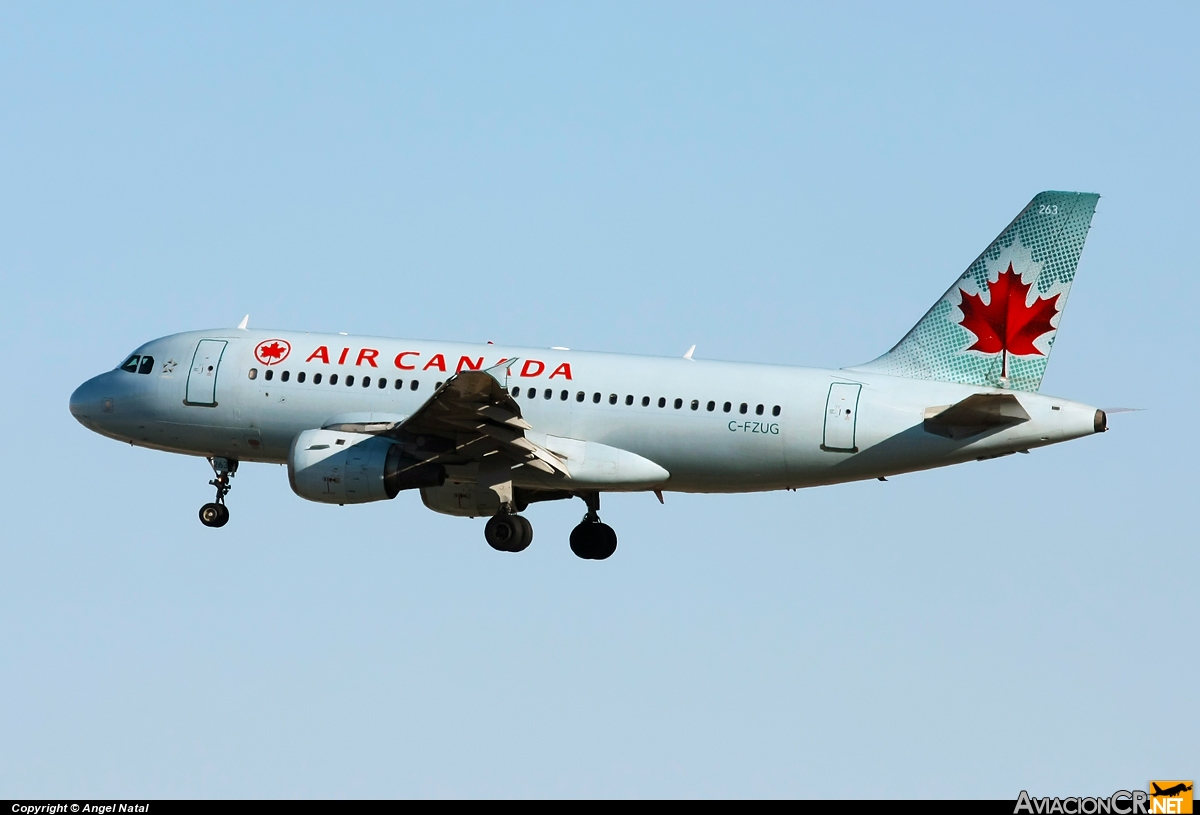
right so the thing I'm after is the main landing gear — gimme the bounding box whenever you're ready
[569,492,617,561]
[484,511,533,552]
[199,457,237,528]
[482,492,617,559]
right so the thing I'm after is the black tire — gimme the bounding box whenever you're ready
[592,523,617,560]
[199,503,223,527]
[570,521,616,560]
[569,522,594,559]
[485,514,521,552]
[508,515,533,552]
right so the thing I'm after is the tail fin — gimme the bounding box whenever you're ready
[851,191,1099,392]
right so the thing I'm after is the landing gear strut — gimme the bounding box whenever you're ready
[570,492,617,560]
[199,457,237,528]
[484,510,533,552]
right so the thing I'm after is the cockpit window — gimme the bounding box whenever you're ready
[119,354,156,375]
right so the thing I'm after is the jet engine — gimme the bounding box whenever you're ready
[288,429,443,505]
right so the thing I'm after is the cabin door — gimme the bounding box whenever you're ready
[822,383,861,452]
[185,339,228,407]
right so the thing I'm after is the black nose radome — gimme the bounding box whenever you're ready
[69,384,88,419]
[1094,409,1107,433]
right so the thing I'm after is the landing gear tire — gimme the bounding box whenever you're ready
[199,502,229,528]
[570,521,617,560]
[485,513,533,553]
[198,457,237,528]
[513,515,533,552]
[570,492,616,560]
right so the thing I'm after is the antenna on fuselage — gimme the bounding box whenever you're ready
[683,344,696,361]
[237,315,249,330]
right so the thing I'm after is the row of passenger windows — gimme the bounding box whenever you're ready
[509,385,781,416]
[248,368,434,391]
[247,368,782,417]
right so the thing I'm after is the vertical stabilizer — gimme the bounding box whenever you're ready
[851,191,1099,392]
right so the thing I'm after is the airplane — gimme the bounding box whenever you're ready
[1152,784,1193,798]
[69,191,1109,560]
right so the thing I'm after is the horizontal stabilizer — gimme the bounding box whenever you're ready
[924,393,1029,439]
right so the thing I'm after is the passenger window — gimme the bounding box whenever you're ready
[314,373,323,384]
[512,386,521,397]
[592,392,601,404]
[641,396,650,407]
[281,370,290,382]
[561,390,568,401]
[706,401,715,412]
[690,400,698,410]
[394,379,402,389]
[739,403,748,414]
[138,356,154,374]
[411,380,419,390]
[120,355,140,373]
[756,404,764,415]
[544,389,552,400]
[772,405,781,416]
[658,397,666,408]
[330,374,339,385]
[378,378,386,389]
[609,394,617,405]
[265,369,274,381]
[346,375,354,386]
[298,372,306,383]
[248,368,258,380]
[674,398,682,409]
[436,382,443,389]
[625,395,633,406]
[575,391,584,402]
[362,376,370,387]
[723,401,731,413]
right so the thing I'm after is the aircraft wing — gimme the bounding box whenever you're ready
[324,361,569,477]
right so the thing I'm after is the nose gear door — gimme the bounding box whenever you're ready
[185,339,228,407]
[821,382,861,452]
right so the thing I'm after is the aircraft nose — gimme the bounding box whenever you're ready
[69,374,108,425]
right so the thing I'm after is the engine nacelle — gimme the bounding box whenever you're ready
[289,429,443,505]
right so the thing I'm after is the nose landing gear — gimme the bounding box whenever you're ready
[199,502,229,527]
[199,457,237,528]
[569,492,617,560]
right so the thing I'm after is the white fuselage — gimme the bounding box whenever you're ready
[69,328,1103,494]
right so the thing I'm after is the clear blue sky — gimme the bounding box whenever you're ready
[1,1,1196,798]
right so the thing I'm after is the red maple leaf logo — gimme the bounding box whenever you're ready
[958,263,1058,377]
[254,339,290,366]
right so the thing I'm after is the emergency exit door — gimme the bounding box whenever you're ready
[822,382,861,452]
[185,340,228,406]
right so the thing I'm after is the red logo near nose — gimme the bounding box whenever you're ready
[254,339,291,366]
